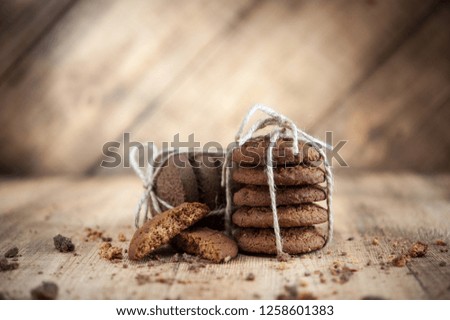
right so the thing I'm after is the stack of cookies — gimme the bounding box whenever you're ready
[231,136,328,255]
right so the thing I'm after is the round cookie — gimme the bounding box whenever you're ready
[232,204,328,228]
[150,152,226,215]
[191,153,225,210]
[172,227,238,263]
[232,136,321,166]
[232,165,325,186]
[150,153,199,215]
[233,185,326,207]
[234,227,325,255]
[129,202,209,260]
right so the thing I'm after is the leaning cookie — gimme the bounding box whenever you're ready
[129,202,209,260]
[232,136,321,166]
[150,153,199,216]
[232,165,325,186]
[234,227,325,255]
[232,204,328,228]
[233,185,326,207]
[172,227,238,263]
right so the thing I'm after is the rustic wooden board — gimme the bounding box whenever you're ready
[100,0,442,175]
[1,172,449,299]
[313,1,450,172]
[0,0,443,175]
[0,0,75,78]
[0,0,254,175]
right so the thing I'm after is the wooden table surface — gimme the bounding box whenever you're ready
[1,171,449,299]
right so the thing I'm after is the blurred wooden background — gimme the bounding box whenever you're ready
[0,0,449,176]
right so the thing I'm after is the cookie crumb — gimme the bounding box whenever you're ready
[0,258,19,272]
[435,240,447,246]
[31,281,58,300]
[245,273,255,281]
[135,274,152,285]
[392,254,409,267]
[118,233,127,242]
[98,242,123,260]
[123,263,128,269]
[53,234,75,252]
[277,285,317,300]
[409,242,427,258]
[84,227,105,241]
[4,247,19,258]
[372,238,379,246]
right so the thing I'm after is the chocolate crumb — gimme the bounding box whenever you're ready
[31,281,58,300]
[53,234,75,252]
[409,242,427,258]
[304,272,311,277]
[118,233,127,242]
[98,242,123,260]
[245,273,255,281]
[392,254,409,267]
[0,258,19,272]
[347,237,354,241]
[329,262,357,284]
[123,264,128,269]
[4,247,19,258]
[435,240,447,246]
[277,285,317,300]
[439,261,446,267]
[101,237,112,242]
[136,274,152,285]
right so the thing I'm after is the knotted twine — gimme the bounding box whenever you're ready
[221,104,334,260]
[130,145,175,228]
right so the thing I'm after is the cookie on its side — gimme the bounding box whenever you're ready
[150,153,199,216]
[234,227,325,255]
[232,165,324,186]
[233,185,326,207]
[232,204,328,228]
[173,227,238,263]
[128,202,209,260]
[232,136,321,166]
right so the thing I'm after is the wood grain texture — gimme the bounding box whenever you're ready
[0,0,75,78]
[0,173,449,299]
[0,0,255,175]
[313,1,450,172]
[0,0,447,175]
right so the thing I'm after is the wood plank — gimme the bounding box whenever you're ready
[0,0,75,78]
[1,173,448,299]
[313,2,450,172]
[0,0,255,175]
[117,0,440,175]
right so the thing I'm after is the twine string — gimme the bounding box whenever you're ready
[223,104,334,259]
